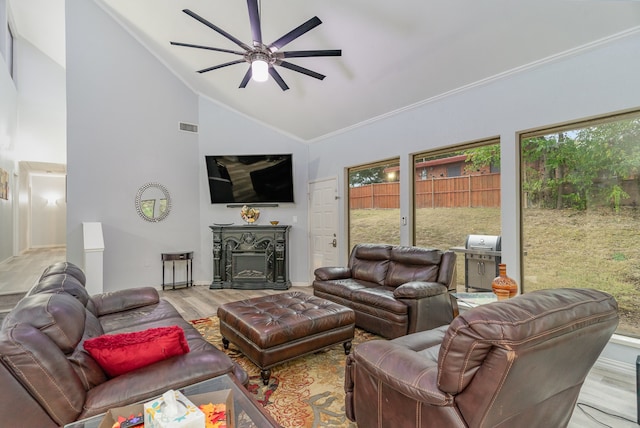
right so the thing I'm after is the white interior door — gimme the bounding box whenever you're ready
[309,178,339,280]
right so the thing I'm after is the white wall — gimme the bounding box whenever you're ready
[308,31,640,284]
[66,0,201,290]
[13,37,66,164]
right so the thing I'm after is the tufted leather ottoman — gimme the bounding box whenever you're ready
[217,291,355,385]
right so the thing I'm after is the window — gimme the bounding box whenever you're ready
[413,139,501,292]
[520,110,640,337]
[348,159,400,250]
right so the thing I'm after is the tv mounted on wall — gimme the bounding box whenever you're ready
[205,154,295,204]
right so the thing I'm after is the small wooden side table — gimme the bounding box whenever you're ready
[161,251,193,290]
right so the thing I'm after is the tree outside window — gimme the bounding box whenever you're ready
[521,112,640,337]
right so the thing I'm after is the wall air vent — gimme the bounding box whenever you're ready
[179,122,198,133]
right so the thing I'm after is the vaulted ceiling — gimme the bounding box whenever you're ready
[9,0,640,141]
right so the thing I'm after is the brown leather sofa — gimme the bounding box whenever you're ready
[0,262,247,428]
[345,288,619,427]
[313,244,457,339]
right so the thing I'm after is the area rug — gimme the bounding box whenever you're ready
[190,317,381,428]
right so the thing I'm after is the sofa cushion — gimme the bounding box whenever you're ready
[352,260,390,285]
[390,246,442,265]
[67,310,108,390]
[314,266,352,281]
[28,274,92,308]
[0,323,87,426]
[83,326,190,377]
[312,278,372,301]
[393,282,448,299]
[386,263,439,287]
[90,287,160,318]
[39,261,87,285]
[2,292,108,391]
[97,299,182,333]
[351,245,392,285]
[69,339,108,390]
[385,247,442,287]
[351,287,408,315]
[3,293,86,353]
[0,293,91,425]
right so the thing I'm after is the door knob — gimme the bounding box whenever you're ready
[330,238,337,247]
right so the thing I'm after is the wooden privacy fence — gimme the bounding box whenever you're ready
[350,173,501,209]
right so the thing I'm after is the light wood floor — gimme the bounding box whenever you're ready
[0,248,636,427]
[0,246,66,295]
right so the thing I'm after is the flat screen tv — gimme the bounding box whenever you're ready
[205,154,295,204]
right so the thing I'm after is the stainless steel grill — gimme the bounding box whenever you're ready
[452,235,501,292]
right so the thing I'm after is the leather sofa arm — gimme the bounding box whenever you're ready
[393,281,448,299]
[314,266,352,281]
[90,287,160,316]
[351,340,452,406]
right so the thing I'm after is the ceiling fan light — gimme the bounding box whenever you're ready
[251,59,269,82]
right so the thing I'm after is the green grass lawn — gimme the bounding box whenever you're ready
[349,207,640,336]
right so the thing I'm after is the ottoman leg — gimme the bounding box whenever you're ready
[260,368,271,385]
[344,341,352,355]
[222,337,229,349]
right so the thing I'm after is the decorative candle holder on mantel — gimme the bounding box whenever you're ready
[240,205,260,224]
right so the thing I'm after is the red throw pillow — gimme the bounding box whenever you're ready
[84,326,190,377]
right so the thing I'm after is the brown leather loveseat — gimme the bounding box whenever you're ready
[313,244,457,339]
[345,288,619,427]
[0,262,247,427]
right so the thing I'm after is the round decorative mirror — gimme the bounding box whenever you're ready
[135,183,172,222]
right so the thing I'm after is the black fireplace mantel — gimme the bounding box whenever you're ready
[209,224,291,290]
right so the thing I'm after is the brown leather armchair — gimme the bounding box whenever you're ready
[345,288,618,427]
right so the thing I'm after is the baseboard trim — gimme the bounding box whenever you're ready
[610,333,640,349]
[593,356,635,377]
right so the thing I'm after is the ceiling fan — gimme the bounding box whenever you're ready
[170,0,342,91]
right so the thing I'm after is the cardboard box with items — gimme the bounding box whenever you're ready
[99,389,233,428]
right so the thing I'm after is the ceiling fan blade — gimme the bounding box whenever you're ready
[239,67,252,88]
[197,59,246,74]
[268,16,322,52]
[170,42,245,56]
[269,67,290,91]
[182,9,252,51]
[247,0,262,45]
[280,49,342,58]
[278,61,325,80]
